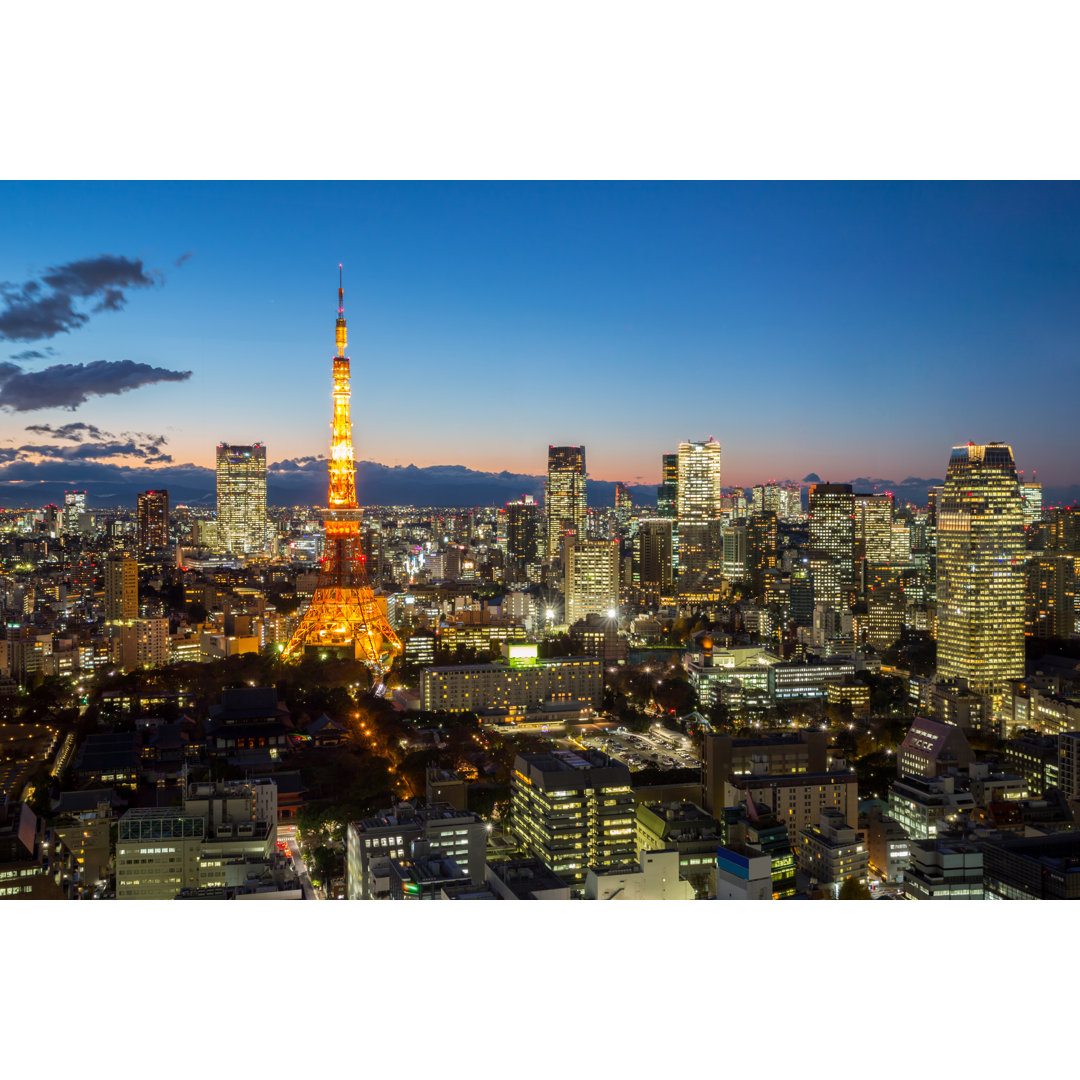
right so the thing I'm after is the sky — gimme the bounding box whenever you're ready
[1,181,1079,504]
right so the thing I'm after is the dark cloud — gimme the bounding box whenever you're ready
[802,473,821,483]
[8,347,56,361]
[175,251,194,268]
[0,255,160,342]
[0,458,215,507]
[17,440,173,463]
[24,421,112,442]
[0,359,191,412]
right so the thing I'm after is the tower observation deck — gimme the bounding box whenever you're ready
[281,269,402,674]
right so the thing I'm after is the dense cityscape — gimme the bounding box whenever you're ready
[3,273,1079,902]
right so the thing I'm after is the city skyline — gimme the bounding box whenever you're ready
[2,182,1080,506]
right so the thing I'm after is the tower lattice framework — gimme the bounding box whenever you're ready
[282,271,401,673]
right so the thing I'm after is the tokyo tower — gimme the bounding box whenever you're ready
[281,269,402,673]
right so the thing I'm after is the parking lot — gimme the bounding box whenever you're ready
[580,723,700,772]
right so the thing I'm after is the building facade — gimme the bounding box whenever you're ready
[936,442,1026,713]
[545,445,587,563]
[216,443,269,555]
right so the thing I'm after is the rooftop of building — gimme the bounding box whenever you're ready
[514,748,629,778]
[422,656,600,674]
[731,768,855,787]
[352,802,480,833]
[486,858,569,898]
[980,831,1080,869]
[208,686,289,723]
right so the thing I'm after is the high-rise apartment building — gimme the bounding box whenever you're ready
[722,525,748,582]
[634,518,674,597]
[936,442,1026,713]
[216,443,268,555]
[510,749,636,896]
[747,511,779,589]
[506,495,540,578]
[677,438,722,574]
[104,552,138,622]
[809,483,855,609]
[545,446,587,562]
[1026,556,1075,640]
[136,489,170,551]
[565,537,620,623]
[657,453,678,519]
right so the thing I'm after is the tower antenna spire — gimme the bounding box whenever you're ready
[335,263,347,357]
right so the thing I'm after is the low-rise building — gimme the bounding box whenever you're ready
[635,801,723,898]
[981,832,1080,900]
[722,766,859,847]
[887,775,976,841]
[702,730,828,813]
[345,803,488,900]
[902,838,984,900]
[1001,734,1059,796]
[768,658,856,701]
[715,843,774,900]
[420,647,602,714]
[510,749,636,896]
[897,717,974,780]
[797,807,869,897]
[485,859,571,900]
[584,849,694,900]
[866,814,910,883]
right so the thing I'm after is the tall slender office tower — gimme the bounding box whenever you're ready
[216,444,268,554]
[657,453,678,518]
[545,446,587,562]
[62,490,87,535]
[936,442,1026,713]
[635,518,674,596]
[809,483,855,609]
[136,489,170,551]
[105,551,138,621]
[506,495,540,577]
[676,438,722,573]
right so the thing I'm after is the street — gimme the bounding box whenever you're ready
[280,826,320,900]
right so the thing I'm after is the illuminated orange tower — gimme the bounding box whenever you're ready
[282,269,402,673]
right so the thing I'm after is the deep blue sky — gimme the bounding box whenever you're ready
[1,181,1078,495]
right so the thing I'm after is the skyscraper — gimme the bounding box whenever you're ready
[136,489,170,551]
[1020,480,1043,527]
[545,446,587,562]
[634,518,674,597]
[1026,556,1075,640]
[62,490,86,535]
[657,452,678,519]
[676,438,722,574]
[854,493,893,567]
[506,495,540,578]
[936,442,1026,713]
[747,511,779,590]
[105,551,138,622]
[809,483,855,609]
[216,444,268,554]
